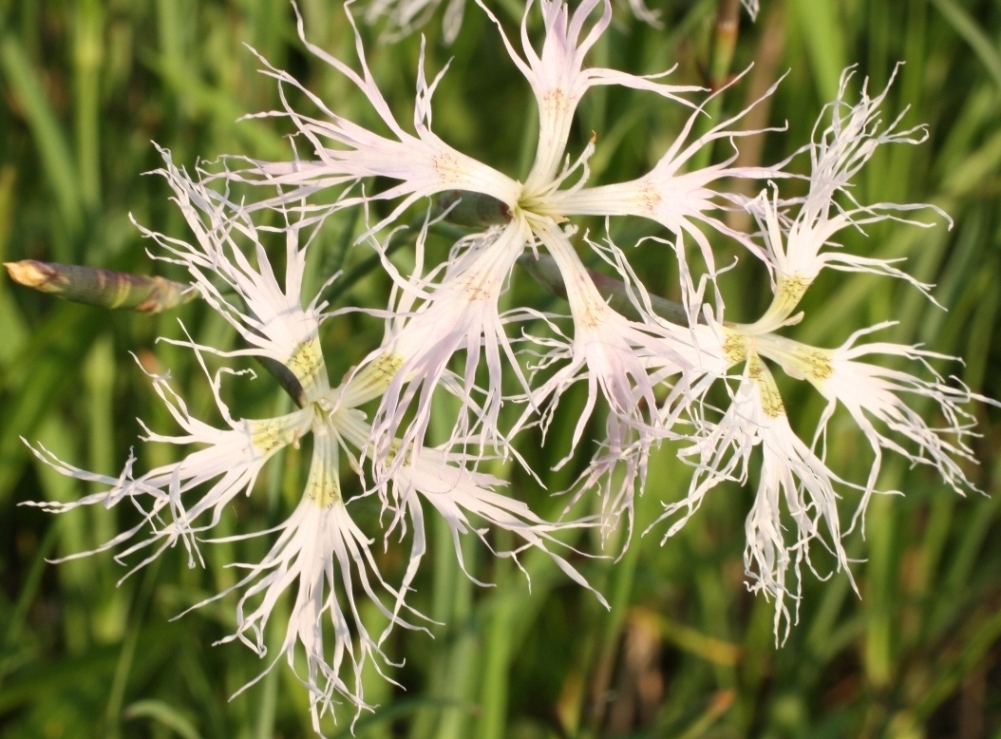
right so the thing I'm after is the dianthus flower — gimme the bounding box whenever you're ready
[9,0,994,728]
[225,0,781,533]
[24,152,599,733]
[199,0,997,644]
[653,68,992,637]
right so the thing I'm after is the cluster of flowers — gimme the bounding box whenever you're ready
[23,0,990,732]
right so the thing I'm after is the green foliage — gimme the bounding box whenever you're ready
[1,0,999,737]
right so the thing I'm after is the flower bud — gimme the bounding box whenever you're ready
[4,260,194,313]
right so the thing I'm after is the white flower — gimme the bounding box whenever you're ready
[749,66,950,322]
[24,154,600,734]
[183,425,415,729]
[141,147,331,402]
[365,219,535,465]
[223,0,780,508]
[383,444,606,602]
[757,326,987,517]
[198,0,990,644]
[668,295,992,636]
[646,64,992,627]
[656,343,854,638]
[548,73,786,273]
[480,0,701,192]
[14,0,994,690]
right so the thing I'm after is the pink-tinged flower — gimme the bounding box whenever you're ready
[224,0,779,502]
[200,0,995,642]
[230,7,521,232]
[547,73,786,273]
[658,351,853,638]
[529,222,680,443]
[479,0,702,192]
[24,153,601,734]
[144,147,331,401]
[381,444,607,603]
[653,227,993,638]
[521,224,725,534]
[748,66,950,324]
[363,219,534,468]
[362,0,760,50]
[757,326,989,520]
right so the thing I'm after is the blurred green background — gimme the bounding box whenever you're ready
[1,0,1000,737]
